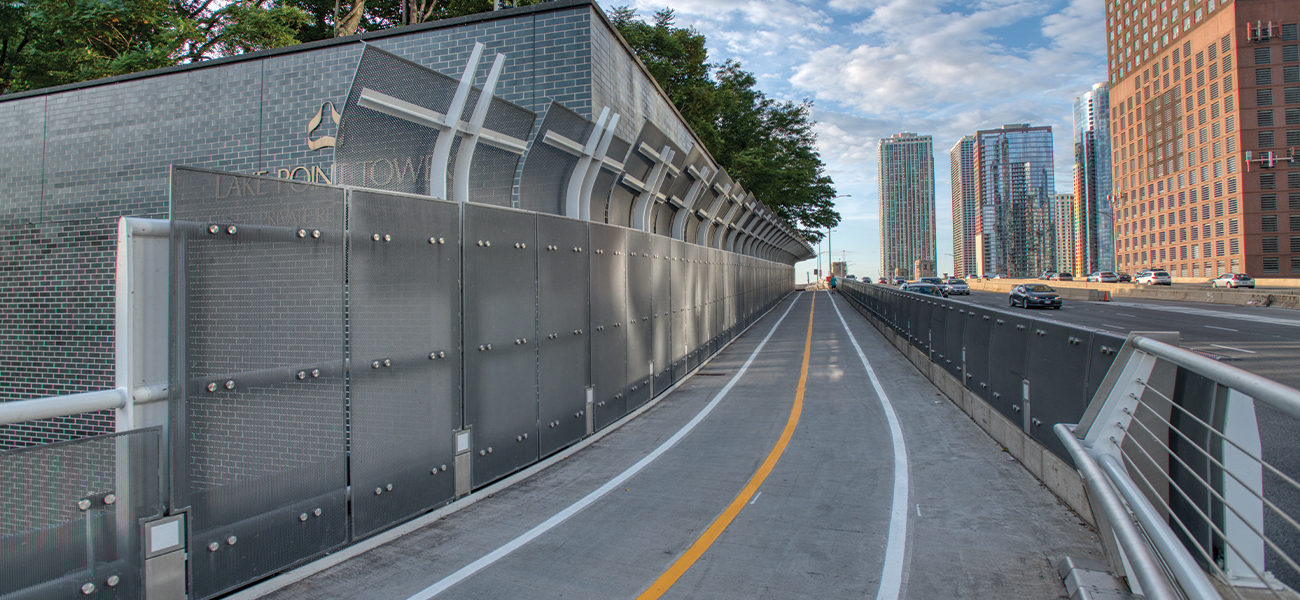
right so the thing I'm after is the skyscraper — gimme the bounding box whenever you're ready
[1072,82,1115,275]
[1055,193,1078,275]
[1106,0,1300,278]
[973,124,1057,277]
[879,133,936,279]
[950,136,978,277]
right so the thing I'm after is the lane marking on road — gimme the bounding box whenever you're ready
[636,293,816,599]
[749,491,761,505]
[1210,344,1256,354]
[1101,324,1127,330]
[403,294,804,600]
[1205,325,1239,332]
[1115,312,1138,318]
[1108,301,1300,328]
[828,291,910,600]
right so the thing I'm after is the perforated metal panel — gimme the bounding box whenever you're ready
[650,235,672,393]
[962,308,995,402]
[669,240,688,382]
[986,312,1032,422]
[625,230,654,408]
[0,429,162,600]
[537,215,590,456]
[589,224,627,427]
[461,88,536,208]
[334,47,460,196]
[588,136,632,224]
[170,168,348,600]
[346,190,460,539]
[518,102,594,216]
[462,204,538,487]
[1025,321,1097,456]
[942,308,969,380]
[605,122,670,228]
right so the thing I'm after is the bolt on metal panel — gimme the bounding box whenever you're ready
[537,214,591,456]
[986,310,1032,423]
[961,308,994,403]
[346,189,460,539]
[941,305,967,380]
[461,204,539,487]
[669,239,689,382]
[1024,320,1100,459]
[588,223,628,427]
[625,229,655,408]
[651,235,672,393]
[169,167,348,600]
[0,429,162,599]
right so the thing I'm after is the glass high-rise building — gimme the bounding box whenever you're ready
[973,124,1056,277]
[1106,0,1300,278]
[1073,83,1115,275]
[879,132,936,279]
[950,136,978,277]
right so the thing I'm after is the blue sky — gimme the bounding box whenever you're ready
[607,0,1108,280]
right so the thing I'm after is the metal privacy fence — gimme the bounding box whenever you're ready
[164,166,791,599]
[835,279,1126,462]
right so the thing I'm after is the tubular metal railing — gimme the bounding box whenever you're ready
[1062,334,1300,600]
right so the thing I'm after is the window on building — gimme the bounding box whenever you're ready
[1214,161,1223,177]
[1292,193,1300,210]
[1288,130,1300,146]
[1229,197,1238,213]
[1257,47,1272,65]
[1225,94,1234,113]
[1285,45,1299,63]
[1288,108,1300,126]
[1261,130,1277,147]
[1259,68,1274,85]
[1216,240,1225,256]
[1213,122,1222,138]
[1262,194,1278,211]
[1214,181,1223,196]
[1211,102,1221,119]
[1263,236,1280,253]
[1228,177,1238,193]
[1263,214,1279,231]
[1285,24,1300,42]
[1259,89,1275,105]
[1225,74,1233,91]
[1287,87,1300,104]
[1292,171,1300,189]
[1263,256,1280,274]
[1223,35,1232,53]
[1230,238,1239,255]
[1262,173,1277,189]
[1215,220,1225,236]
[1179,209,1187,223]
[1292,214,1300,231]
[1215,201,1225,217]
[1180,227,1188,241]
[1293,236,1300,253]
[1260,110,1275,127]
[1229,218,1239,234]
[1287,66,1300,83]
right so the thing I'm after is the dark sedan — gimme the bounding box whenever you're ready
[1009,284,1062,309]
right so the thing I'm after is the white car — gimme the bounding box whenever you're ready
[1211,273,1255,288]
[1135,270,1172,285]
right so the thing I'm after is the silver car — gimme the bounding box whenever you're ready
[944,277,970,295]
[1211,273,1255,288]
[1088,271,1119,283]
[1135,270,1172,285]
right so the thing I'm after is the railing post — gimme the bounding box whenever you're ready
[1220,389,1269,588]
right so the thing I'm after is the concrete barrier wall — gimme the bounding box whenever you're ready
[966,278,1300,309]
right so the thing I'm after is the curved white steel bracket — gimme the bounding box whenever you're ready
[631,143,675,231]
[429,43,484,200]
[670,164,711,240]
[451,51,506,203]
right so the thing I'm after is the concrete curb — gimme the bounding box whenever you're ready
[836,290,1096,528]
[966,279,1300,309]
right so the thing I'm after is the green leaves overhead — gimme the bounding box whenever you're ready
[610,7,838,243]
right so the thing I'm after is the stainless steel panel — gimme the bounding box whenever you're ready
[462,204,538,487]
[670,240,689,382]
[625,230,654,408]
[0,429,162,600]
[169,168,348,600]
[589,224,628,428]
[537,214,591,456]
[651,235,672,393]
[346,190,460,539]
[1024,320,1096,457]
[962,307,994,402]
[986,310,1032,422]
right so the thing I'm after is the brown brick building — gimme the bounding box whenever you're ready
[1107,0,1300,278]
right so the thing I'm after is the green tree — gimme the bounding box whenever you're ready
[609,7,837,242]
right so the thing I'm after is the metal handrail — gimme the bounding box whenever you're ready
[1055,423,1180,600]
[0,388,127,425]
[1131,336,1300,420]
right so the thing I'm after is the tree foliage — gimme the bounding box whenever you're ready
[609,7,838,243]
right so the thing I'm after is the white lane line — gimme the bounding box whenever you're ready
[1205,325,1239,332]
[1101,324,1127,330]
[827,292,909,600]
[749,491,762,505]
[1115,312,1138,318]
[1210,343,1256,354]
[915,504,922,517]
[1108,301,1300,328]
[403,294,804,600]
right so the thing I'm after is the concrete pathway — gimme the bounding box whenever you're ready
[251,291,1103,599]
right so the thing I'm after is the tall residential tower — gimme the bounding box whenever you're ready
[950,135,978,277]
[1106,0,1300,278]
[1072,82,1115,275]
[879,133,936,279]
[973,124,1057,277]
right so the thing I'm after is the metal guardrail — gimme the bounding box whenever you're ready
[835,279,1300,599]
[1063,333,1300,600]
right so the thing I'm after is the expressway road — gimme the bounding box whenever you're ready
[950,288,1300,589]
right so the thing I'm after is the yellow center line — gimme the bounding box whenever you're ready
[636,292,816,600]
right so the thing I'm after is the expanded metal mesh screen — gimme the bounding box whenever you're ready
[0,428,161,599]
[169,167,348,599]
[518,102,593,215]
